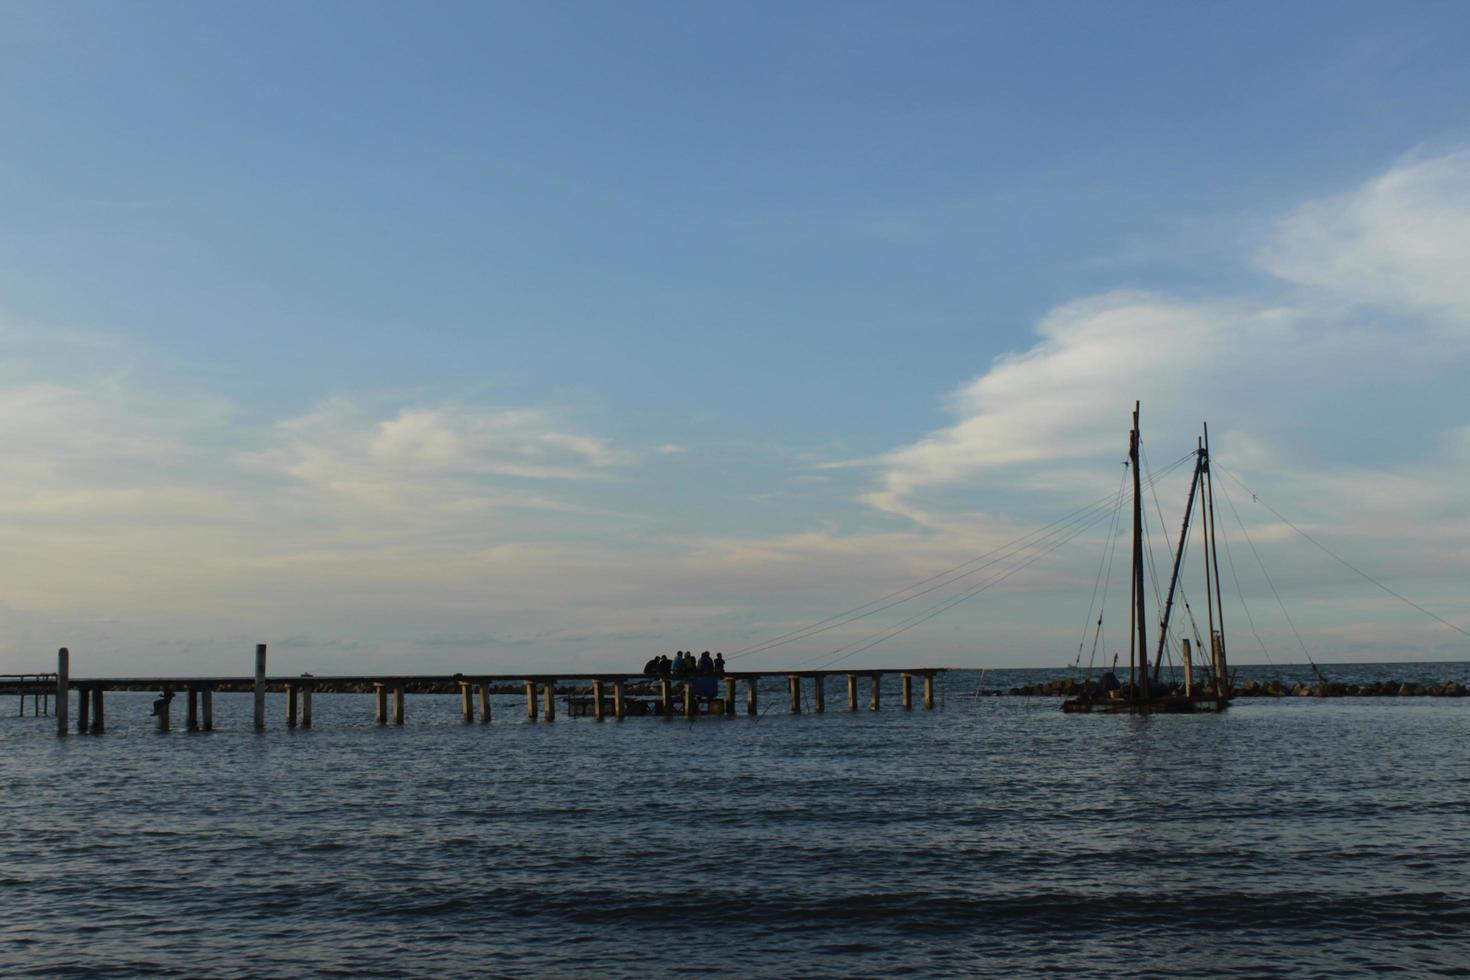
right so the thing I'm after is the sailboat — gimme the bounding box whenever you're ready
[1063,402,1231,714]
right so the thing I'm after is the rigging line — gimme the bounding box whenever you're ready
[738,494,1123,664]
[1214,473,1316,677]
[807,504,1118,671]
[1074,465,1130,672]
[1138,441,1170,620]
[1213,488,1276,669]
[727,490,1127,660]
[1087,474,1131,676]
[1217,464,1470,643]
[728,450,1197,661]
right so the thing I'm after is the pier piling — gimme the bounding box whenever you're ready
[723,677,736,716]
[90,686,104,734]
[812,675,825,712]
[157,691,171,733]
[374,684,388,725]
[846,674,858,712]
[253,644,267,731]
[683,682,694,719]
[870,674,881,711]
[788,675,801,714]
[301,683,312,729]
[592,679,604,721]
[460,682,474,724]
[393,685,405,725]
[77,685,90,734]
[543,682,556,722]
[201,687,212,731]
[923,673,934,710]
[187,686,199,732]
[901,674,912,710]
[55,648,69,737]
[613,680,625,721]
[660,677,672,718]
[525,680,537,721]
[285,684,298,728]
[746,677,758,716]
[478,683,491,723]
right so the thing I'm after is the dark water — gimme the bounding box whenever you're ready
[3,665,1468,977]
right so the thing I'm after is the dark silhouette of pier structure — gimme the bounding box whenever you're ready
[36,646,946,734]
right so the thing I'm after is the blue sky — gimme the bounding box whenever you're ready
[2,1,1468,675]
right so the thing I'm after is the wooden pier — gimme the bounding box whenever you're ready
[28,646,946,735]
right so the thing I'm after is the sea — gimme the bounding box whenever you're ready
[3,662,1468,977]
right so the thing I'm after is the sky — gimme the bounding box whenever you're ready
[2,1,1468,676]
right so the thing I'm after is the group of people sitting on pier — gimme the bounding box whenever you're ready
[642,650,726,677]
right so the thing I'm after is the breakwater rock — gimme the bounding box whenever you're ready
[1009,678,1469,698]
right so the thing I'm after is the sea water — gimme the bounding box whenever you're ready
[2,665,1468,977]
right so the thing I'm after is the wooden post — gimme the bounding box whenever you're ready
[592,679,605,721]
[613,680,625,721]
[375,684,388,725]
[300,684,312,729]
[544,681,556,722]
[77,685,90,734]
[460,682,474,723]
[683,681,694,719]
[788,675,801,714]
[392,685,404,726]
[478,683,492,723]
[285,684,298,729]
[660,677,672,718]
[187,687,200,732]
[1182,638,1193,697]
[901,674,913,710]
[924,673,935,710]
[55,648,68,737]
[253,643,267,731]
[870,674,881,711]
[201,687,213,731]
[745,677,758,716]
[90,686,104,734]
[525,680,538,721]
[846,674,858,711]
[812,675,825,713]
[723,677,736,716]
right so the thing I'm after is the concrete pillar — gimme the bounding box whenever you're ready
[525,680,538,721]
[746,677,758,716]
[300,684,312,729]
[846,674,858,711]
[723,677,736,716]
[253,643,267,731]
[90,686,104,734]
[788,675,801,714]
[375,684,388,725]
[187,687,200,732]
[55,648,69,737]
[201,687,213,730]
[870,674,881,711]
[592,679,604,721]
[901,674,913,710]
[923,673,935,710]
[285,683,298,728]
[812,675,825,713]
[613,680,625,721]
[543,681,556,722]
[478,683,492,723]
[392,685,404,725]
[460,682,474,723]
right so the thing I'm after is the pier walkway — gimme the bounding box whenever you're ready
[31,646,946,734]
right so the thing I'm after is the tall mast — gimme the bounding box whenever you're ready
[1200,434,1218,693]
[1153,447,1204,683]
[1132,402,1149,699]
[1203,423,1229,704]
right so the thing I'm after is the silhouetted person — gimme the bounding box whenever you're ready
[698,651,714,675]
[714,653,726,676]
